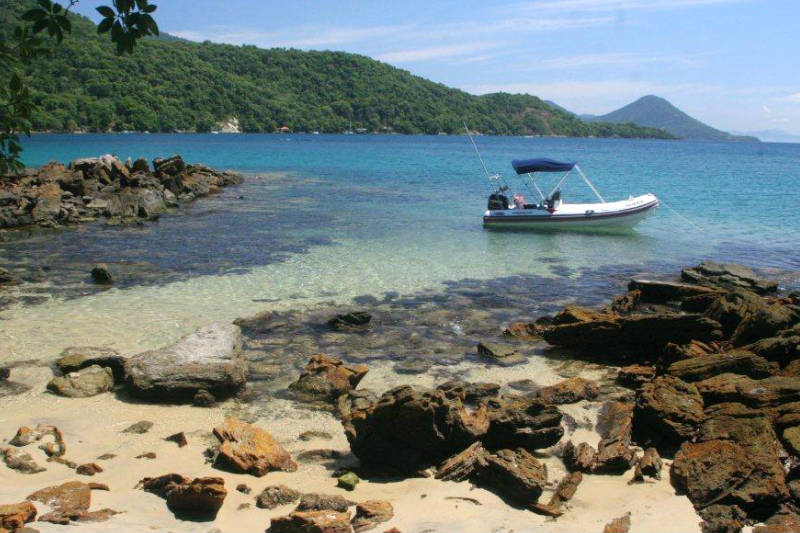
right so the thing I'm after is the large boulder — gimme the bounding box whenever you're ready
[212,418,297,476]
[31,182,62,222]
[482,394,564,451]
[732,303,799,347]
[343,385,489,474]
[666,351,773,382]
[478,448,547,507]
[124,323,246,402]
[634,376,704,453]
[681,261,778,295]
[289,354,368,403]
[671,439,753,509]
[705,290,769,338]
[47,365,114,398]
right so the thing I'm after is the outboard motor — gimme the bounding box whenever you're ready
[546,190,562,210]
[487,193,509,211]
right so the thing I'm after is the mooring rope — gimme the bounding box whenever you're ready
[658,196,708,234]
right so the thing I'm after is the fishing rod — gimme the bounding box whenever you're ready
[463,121,509,195]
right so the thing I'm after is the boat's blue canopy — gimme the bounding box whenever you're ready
[512,158,576,174]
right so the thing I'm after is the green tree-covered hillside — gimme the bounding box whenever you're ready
[1,0,675,138]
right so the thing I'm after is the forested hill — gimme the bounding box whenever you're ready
[1,1,674,138]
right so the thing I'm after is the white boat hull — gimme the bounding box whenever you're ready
[483,194,659,231]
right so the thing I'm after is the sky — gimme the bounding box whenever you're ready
[73,0,800,134]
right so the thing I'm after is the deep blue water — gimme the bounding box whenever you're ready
[7,133,800,294]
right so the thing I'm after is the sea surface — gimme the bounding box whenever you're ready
[2,133,799,365]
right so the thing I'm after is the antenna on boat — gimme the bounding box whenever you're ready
[464,121,507,194]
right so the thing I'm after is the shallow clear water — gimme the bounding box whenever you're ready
[1,133,798,363]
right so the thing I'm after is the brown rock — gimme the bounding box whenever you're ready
[594,401,636,473]
[753,506,800,533]
[603,512,631,533]
[634,376,704,453]
[166,432,188,447]
[706,290,770,338]
[743,325,800,366]
[352,501,394,533]
[552,306,616,325]
[212,417,297,476]
[296,494,353,513]
[698,504,747,533]
[10,424,66,457]
[256,485,302,509]
[611,290,640,314]
[482,394,563,451]
[27,481,91,523]
[536,377,599,404]
[435,442,487,482]
[503,322,542,339]
[733,303,799,347]
[617,364,656,388]
[1,448,45,474]
[663,340,716,366]
[670,440,753,508]
[695,374,800,408]
[681,261,778,295]
[47,365,114,398]
[563,441,598,473]
[122,420,153,434]
[270,510,353,533]
[629,278,720,303]
[0,502,36,531]
[138,473,226,519]
[478,448,547,507]
[533,471,582,517]
[666,351,773,382]
[76,463,103,476]
[135,452,156,460]
[289,354,369,403]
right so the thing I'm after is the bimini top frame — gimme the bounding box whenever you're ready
[512,158,605,204]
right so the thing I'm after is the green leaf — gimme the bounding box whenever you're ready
[32,19,48,33]
[144,4,157,13]
[96,5,116,18]
[10,73,21,92]
[21,8,46,21]
[97,17,114,33]
[57,15,71,33]
[52,3,62,14]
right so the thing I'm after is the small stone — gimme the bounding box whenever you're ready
[296,493,353,513]
[97,453,116,460]
[90,264,113,284]
[76,462,103,476]
[1,447,45,474]
[352,500,393,532]
[270,510,353,533]
[236,484,251,494]
[166,432,188,447]
[299,430,333,441]
[135,452,157,460]
[328,311,371,331]
[0,501,37,531]
[255,485,301,509]
[337,472,360,491]
[193,389,216,407]
[123,421,153,434]
[604,512,631,533]
[237,503,251,510]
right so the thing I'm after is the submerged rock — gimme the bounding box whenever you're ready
[681,261,778,295]
[212,418,297,476]
[55,346,125,382]
[124,323,246,402]
[90,264,113,285]
[47,365,114,398]
[289,354,368,403]
[328,311,371,331]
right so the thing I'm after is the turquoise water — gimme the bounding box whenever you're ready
[1,133,798,362]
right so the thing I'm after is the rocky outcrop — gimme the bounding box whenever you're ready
[705,290,769,338]
[138,474,226,520]
[671,439,752,508]
[47,365,114,398]
[212,418,297,476]
[681,261,778,295]
[0,154,241,230]
[666,351,773,382]
[695,374,800,408]
[289,354,368,403]
[633,376,704,453]
[124,323,246,401]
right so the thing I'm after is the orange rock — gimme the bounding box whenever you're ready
[213,418,297,476]
[270,510,353,533]
[0,501,37,531]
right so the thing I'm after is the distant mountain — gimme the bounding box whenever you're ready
[588,95,758,142]
[544,100,573,115]
[731,129,800,143]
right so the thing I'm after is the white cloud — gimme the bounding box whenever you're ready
[529,52,703,69]
[378,43,501,63]
[519,0,750,13]
[785,93,800,102]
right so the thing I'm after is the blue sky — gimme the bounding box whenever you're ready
[75,0,799,134]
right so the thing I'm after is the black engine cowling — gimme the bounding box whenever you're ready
[487,193,509,210]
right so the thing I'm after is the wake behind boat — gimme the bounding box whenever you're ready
[483,158,659,230]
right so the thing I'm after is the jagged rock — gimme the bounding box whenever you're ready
[603,512,631,533]
[337,472,360,491]
[436,380,501,402]
[90,264,113,284]
[139,474,226,520]
[595,401,636,473]
[124,323,246,401]
[328,311,371,331]
[671,440,754,508]
[638,448,662,480]
[47,365,114,398]
[503,322,543,339]
[629,278,721,303]
[122,420,153,434]
[256,485,301,509]
[666,351,773,382]
[212,417,297,476]
[634,376,704,453]
[541,312,722,358]
[435,442,487,482]
[76,463,103,476]
[152,155,186,177]
[482,395,563,451]
[617,364,656,388]
[0,501,37,531]
[753,506,800,533]
[536,377,599,404]
[352,501,393,533]
[26,481,94,524]
[299,431,333,441]
[533,471,583,517]
[192,389,216,406]
[681,261,777,295]
[1,448,45,474]
[699,403,789,517]
[10,425,66,457]
[743,324,800,366]
[699,504,747,533]
[166,432,188,447]
[695,374,800,408]
[289,354,368,403]
[55,347,125,382]
[706,290,769,338]
[733,304,799,347]
[343,385,489,474]
[270,510,353,533]
[563,441,598,473]
[663,340,716,366]
[478,448,547,507]
[296,494,353,513]
[31,182,62,222]
[132,157,150,173]
[552,306,616,325]
[611,290,640,314]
